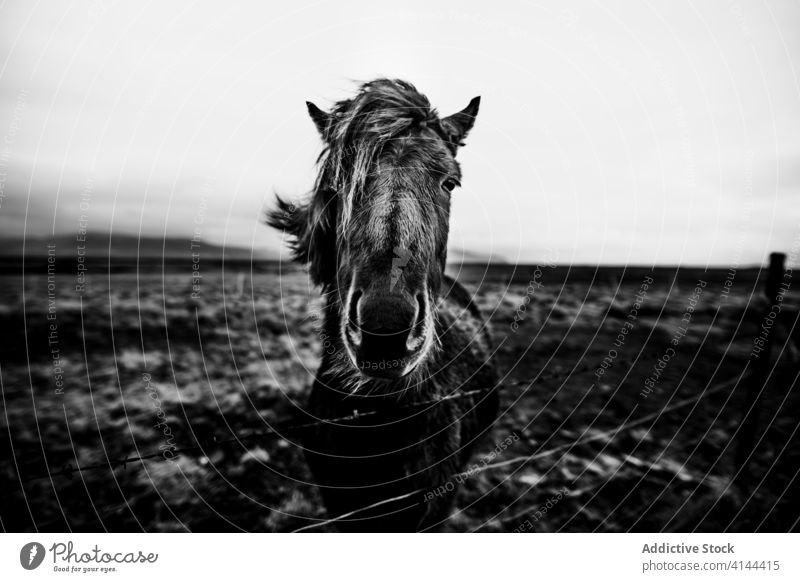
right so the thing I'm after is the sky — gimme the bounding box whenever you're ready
[0,0,798,266]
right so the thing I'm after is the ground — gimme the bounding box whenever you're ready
[1,264,798,532]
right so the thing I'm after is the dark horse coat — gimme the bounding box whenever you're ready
[269,79,499,531]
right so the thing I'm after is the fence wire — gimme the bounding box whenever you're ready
[22,377,547,481]
[291,374,738,532]
[17,365,739,533]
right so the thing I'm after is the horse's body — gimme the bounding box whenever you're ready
[269,79,499,531]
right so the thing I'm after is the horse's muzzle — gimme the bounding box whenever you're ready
[344,285,430,379]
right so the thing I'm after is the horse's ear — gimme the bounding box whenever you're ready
[441,96,480,147]
[306,101,330,138]
[266,193,337,286]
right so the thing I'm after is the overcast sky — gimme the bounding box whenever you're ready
[1,0,798,266]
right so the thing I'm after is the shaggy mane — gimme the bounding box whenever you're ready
[316,79,447,229]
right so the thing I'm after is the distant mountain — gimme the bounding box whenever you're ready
[0,233,503,264]
[0,233,277,261]
[447,247,507,264]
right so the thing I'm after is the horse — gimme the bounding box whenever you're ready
[268,79,499,531]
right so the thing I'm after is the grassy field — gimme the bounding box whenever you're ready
[1,264,799,532]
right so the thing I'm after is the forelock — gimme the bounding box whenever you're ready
[314,79,450,233]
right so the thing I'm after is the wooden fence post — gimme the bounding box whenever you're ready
[735,252,786,481]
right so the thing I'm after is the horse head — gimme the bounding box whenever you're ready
[269,79,479,381]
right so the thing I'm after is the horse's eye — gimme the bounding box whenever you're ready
[442,177,460,193]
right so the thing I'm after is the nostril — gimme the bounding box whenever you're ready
[406,293,427,352]
[413,293,426,334]
[348,290,363,330]
[414,293,426,329]
[346,289,363,347]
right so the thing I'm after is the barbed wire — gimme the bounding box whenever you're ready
[17,364,740,533]
[291,374,739,532]
[22,373,574,482]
